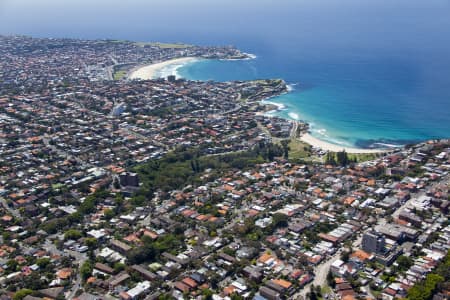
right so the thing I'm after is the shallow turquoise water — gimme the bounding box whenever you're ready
[2,0,450,148]
[178,53,450,149]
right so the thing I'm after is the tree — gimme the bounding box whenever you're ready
[113,177,121,189]
[64,229,82,240]
[7,259,18,271]
[407,273,444,300]
[272,213,288,228]
[131,195,146,206]
[80,260,93,281]
[230,294,244,300]
[202,288,214,300]
[114,262,126,273]
[78,196,96,214]
[103,208,115,220]
[396,255,413,271]
[60,256,73,268]
[36,257,51,268]
[336,150,349,166]
[308,285,318,300]
[158,294,175,300]
[280,139,290,159]
[68,211,83,223]
[22,272,45,290]
[115,194,124,213]
[341,250,350,263]
[325,152,336,165]
[315,285,322,297]
[84,237,98,249]
[327,270,336,287]
[13,289,33,300]
[127,244,156,264]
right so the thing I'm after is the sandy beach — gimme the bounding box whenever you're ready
[300,133,391,154]
[128,57,198,80]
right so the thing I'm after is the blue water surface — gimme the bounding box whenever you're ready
[178,48,450,148]
[1,0,450,147]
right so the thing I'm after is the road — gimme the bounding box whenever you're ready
[292,174,450,299]
[256,121,273,143]
[65,249,88,300]
[0,196,21,219]
[108,54,118,65]
[293,251,341,300]
[43,240,64,256]
[106,55,118,80]
[222,104,241,115]
[43,241,84,299]
[67,271,82,299]
[42,134,92,168]
[393,173,449,218]
[120,126,167,149]
[290,121,299,138]
[43,240,87,299]
[293,235,362,300]
[42,240,87,299]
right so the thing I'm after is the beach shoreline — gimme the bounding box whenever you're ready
[128,57,199,80]
[130,56,397,155]
[300,132,391,154]
[260,96,395,154]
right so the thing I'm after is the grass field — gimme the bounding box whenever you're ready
[113,70,127,80]
[321,285,332,295]
[288,138,313,159]
[135,42,192,49]
[349,152,380,162]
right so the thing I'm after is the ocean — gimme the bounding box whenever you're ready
[177,52,450,149]
[1,0,450,148]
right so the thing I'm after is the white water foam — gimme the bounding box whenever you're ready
[155,59,199,79]
[286,83,298,92]
[220,52,257,61]
[240,52,257,60]
[159,64,182,79]
[311,127,352,147]
[261,100,286,111]
[316,128,328,136]
[288,112,300,120]
[372,142,402,148]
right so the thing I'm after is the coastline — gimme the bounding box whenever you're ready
[219,52,257,61]
[300,132,390,154]
[128,57,199,80]
[260,96,395,154]
[130,56,397,155]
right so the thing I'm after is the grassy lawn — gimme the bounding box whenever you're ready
[135,42,192,48]
[113,70,127,80]
[107,39,126,43]
[313,285,333,300]
[371,288,382,298]
[321,285,332,294]
[288,138,312,159]
[349,152,380,162]
[51,183,65,190]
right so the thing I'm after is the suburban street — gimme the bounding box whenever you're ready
[294,235,363,300]
[0,196,21,219]
[65,249,88,299]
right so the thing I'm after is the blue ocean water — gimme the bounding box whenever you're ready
[1,0,450,148]
[178,51,450,148]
